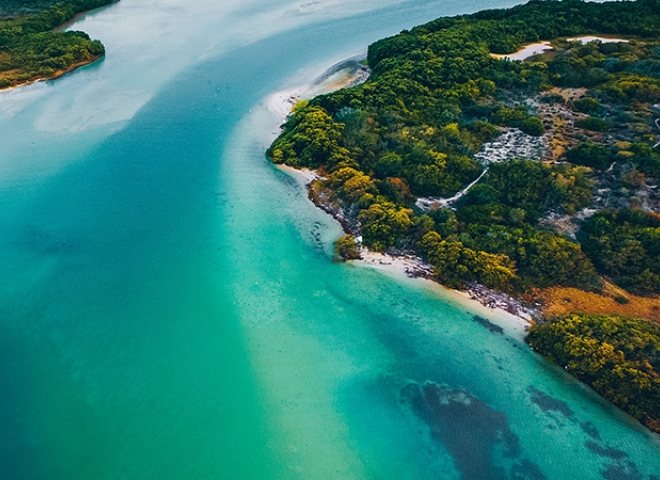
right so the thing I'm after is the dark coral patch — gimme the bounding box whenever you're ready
[401,382,547,480]
[529,387,574,418]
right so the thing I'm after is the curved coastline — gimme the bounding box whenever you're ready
[2,0,658,476]
[53,1,120,33]
[0,54,104,92]
[0,0,116,91]
[269,58,536,332]
[265,0,660,437]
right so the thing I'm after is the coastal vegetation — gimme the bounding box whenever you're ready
[0,0,115,88]
[270,0,659,296]
[335,234,362,260]
[527,314,659,432]
[578,208,659,296]
[269,0,660,431]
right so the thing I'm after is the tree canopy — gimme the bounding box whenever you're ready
[269,0,659,295]
[527,313,659,432]
[0,0,115,88]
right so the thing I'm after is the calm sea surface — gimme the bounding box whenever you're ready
[0,1,658,478]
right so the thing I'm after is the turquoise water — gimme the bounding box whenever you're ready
[0,1,658,478]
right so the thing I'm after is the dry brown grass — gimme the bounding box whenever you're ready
[0,68,21,80]
[549,86,588,100]
[531,281,660,322]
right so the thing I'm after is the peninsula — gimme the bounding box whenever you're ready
[269,0,659,432]
[0,0,116,89]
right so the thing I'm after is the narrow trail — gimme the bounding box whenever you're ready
[416,167,489,210]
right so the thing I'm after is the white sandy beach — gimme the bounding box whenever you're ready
[491,41,553,61]
[275,163,319,185]
[267,54,368,119]
[355,249,534,334]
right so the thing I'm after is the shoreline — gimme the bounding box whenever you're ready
[355,249,535,324]
[53,1,119,33]
[0,0,117,93]
[275,164,319,185]
[266,55,369,118]
[0,55,103,92]
[268,56,537,332]
[276,163,536,331]
[355,249,534,334]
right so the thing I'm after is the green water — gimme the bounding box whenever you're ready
[0,1,658,478]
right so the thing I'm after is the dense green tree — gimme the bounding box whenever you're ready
[575,116,612,132]
[0,0,115,87]
[268,106,351,169]
[335,234,362,261]
[578,209,660,295]
[358,202,413,251]
[420,231,517,290]
[460,160,593,221]
[527,313,659,432]
[491,106,545,136]
[269,0,658,298]
[566,143,613,170]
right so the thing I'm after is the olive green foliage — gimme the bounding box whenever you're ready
[572,97,601,115]
[269,0,659,293]
[491,106,544,136]
[420,231,516,290]
[578,209,660,295]
[612,142,660,178]
[575,116,611,132]
[447,160,599,290]
[527,314,659,432]
[268,106,350,169]
[358,202,413,251]
[566,143,613,170]
[548,38,660,107]
[0,0,114,87]
[334,234,362,261]
[461,160,594,220]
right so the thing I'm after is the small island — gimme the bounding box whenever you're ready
[268,0,659,432]
[0,0,117,90]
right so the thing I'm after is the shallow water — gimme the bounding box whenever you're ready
[0,1,658,479]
